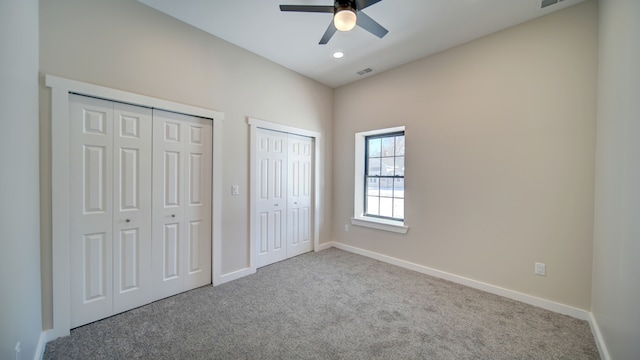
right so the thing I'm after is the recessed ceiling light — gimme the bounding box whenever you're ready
[333,51,344,59]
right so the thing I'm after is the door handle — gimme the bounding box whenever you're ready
[171,214,176,218]
[125,219,130,223]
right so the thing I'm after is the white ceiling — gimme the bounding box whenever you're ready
[138,0,585,88]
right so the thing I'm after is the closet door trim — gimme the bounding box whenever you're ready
[247,117,321,275]
[47,75,223,340]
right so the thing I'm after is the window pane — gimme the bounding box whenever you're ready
[367,178,379,196]
[381,157,395,176]
[366,196,379,216]
[393,178,404,199]
[380,197,393,217]
[368,138,381,157]
[381,137,395,156]
[367,158,381,176]
[395,135,405,156]
[393,198,405,219]
[395,156,404,176]
[380,178,394,197]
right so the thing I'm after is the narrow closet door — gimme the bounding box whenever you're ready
[183,117,212,290]
[152,110,212,300]
[287,134,313,258]
[256,128,288,268]
[112,102,152,314]
[69,95,114,327]
[152,111,186,299]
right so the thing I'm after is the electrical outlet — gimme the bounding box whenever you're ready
[535,262,546,276]
[15,342,21,360]
[231,185,239,196]
[344,224,349,232]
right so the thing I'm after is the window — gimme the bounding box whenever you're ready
[352,126,408,234]
[365,132,405,220]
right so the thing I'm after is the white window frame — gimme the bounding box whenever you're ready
[352,126,409,234]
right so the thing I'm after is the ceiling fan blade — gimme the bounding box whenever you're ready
[279,5,334,13]
[319,22,337,45]
[355,0,382,11]
[356,11,388,38]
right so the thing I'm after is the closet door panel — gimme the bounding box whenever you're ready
[152,110,212,298]
[112,102,152,314]
[152,111,186,300]
[256,129,288,267]
[184,118,212,289]
[69,95,114,328]
[287,134,313,258]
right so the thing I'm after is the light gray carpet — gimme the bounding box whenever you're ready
[44,248,599,359]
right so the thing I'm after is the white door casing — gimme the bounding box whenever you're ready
[256,129,288,268]
[152,110,212,299]
[69,95,153,327]
[287,134,313,258]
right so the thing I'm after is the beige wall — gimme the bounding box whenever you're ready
[332,1,598,310]
[39,0,333,330]
[1,0,42,359]
[592,0,640,359]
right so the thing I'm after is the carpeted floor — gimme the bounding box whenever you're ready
[44,248,600,359]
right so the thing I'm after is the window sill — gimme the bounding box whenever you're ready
[350,217,409,234]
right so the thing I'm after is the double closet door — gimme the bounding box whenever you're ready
[69,95,211,328]
[256,128,313,268]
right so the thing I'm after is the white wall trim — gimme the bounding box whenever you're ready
[248,117,322,139]
[587,313,611,360]
[350,217,409,234]
[327,241,591,321]
[34,331,48,360]
[215,267,257,286]
[315,242,334,251]
[247,117,322,275]
[46,75,224,340]
[211,114,224,286]
[45,75,223,120]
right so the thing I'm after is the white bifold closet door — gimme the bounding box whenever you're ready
[286,134,313,258]
[256,130,288,268]
[69,96,212,328]
[152,110,212,300]
[69,95,153,327]
[256,128,313,268]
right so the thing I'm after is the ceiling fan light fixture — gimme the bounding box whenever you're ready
[334,8,356,31]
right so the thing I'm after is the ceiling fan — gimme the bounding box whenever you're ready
[279,0,388,45]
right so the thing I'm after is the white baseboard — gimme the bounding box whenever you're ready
[34,330,50,360]
[588,313,611,360]
[214,267,256,286]
[316,241,334,251]
[215,242,334,286]
[328,242,591,320]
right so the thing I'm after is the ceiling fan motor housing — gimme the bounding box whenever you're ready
[335,0,356,13]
